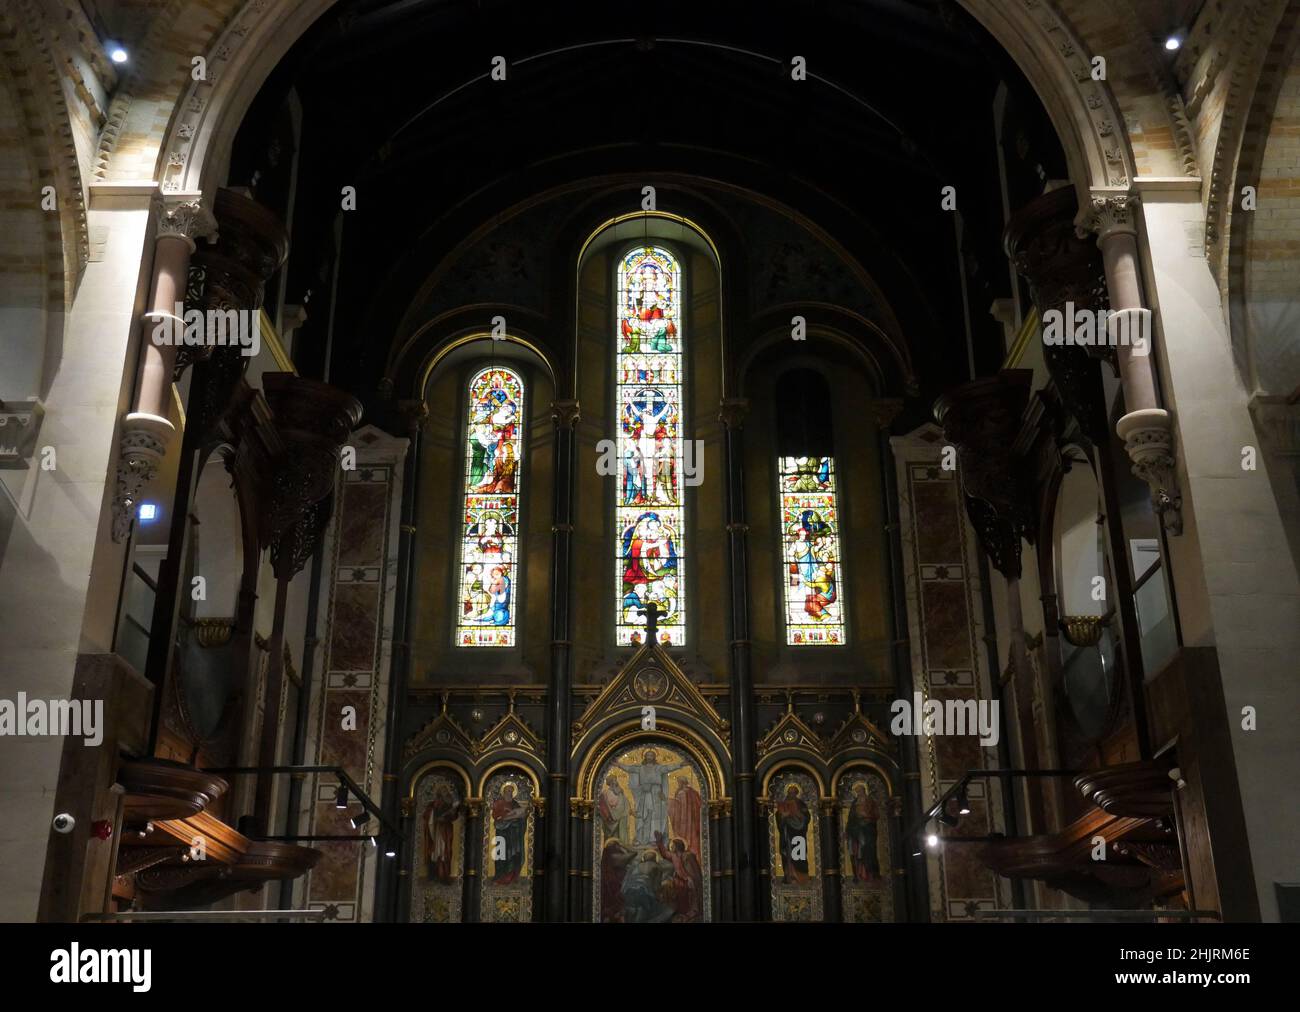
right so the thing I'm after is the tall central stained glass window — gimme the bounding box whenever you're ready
[615,246,686,646]
[457,365,524,647]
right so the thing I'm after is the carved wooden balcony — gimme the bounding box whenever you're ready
[975,760,1181,906]
[115,809,321,908]
[118,758,229,823]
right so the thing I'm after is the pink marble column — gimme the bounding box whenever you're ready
[1086,193,1182,535]
[112,197,216,542]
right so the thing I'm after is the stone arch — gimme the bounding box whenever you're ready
[1227,2,1300,392]
[0,3,88,410]
[960,0,1141,204]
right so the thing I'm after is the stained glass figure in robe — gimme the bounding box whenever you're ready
[457,366,524,647]
[779,455,847,645]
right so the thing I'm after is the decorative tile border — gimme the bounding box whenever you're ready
[300,426,409,921]
[890,424,1006,920]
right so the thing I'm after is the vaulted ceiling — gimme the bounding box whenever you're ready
[226,0,1069,423]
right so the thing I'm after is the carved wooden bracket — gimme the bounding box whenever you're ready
[1005,186,1112,444]
[934,370,1037,579]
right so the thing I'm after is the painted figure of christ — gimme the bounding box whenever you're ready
[614,749,687,845]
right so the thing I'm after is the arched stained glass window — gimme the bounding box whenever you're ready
[457,365,524,647]
[615,246,685,646]
[776,369,846,645]
[779,455,846,645]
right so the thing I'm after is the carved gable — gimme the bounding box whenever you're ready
[572,640,728,741]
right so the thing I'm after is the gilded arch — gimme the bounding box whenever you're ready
[575,721,726,804]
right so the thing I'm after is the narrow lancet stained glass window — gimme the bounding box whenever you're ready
[780,455,846,645]
[457,366,523,647]
[616,246,685,646]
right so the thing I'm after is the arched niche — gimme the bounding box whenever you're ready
[590,736,712,924]
[408,762,472,923]
[1050,450,1120,741]
[478,763,540,922]
[191,448,245,621]
[765,765,824,922]
[834,764,894,923]
[158,446,249,760]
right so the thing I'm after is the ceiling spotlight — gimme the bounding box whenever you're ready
[957,790,972,816]
[368,835,378,849]
[109,45,128,64]
[1164,36,1181,51]
[384,843,397,858]
[350,810,370,830]
[334,784,349,810]
[926,833,940,849]
[937,808,958,828]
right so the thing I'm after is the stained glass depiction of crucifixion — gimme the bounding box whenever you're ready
[615,246,685,647]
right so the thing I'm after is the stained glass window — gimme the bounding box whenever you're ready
[779,455,846,645]
[456,366,524,647]
[615,246,685,646]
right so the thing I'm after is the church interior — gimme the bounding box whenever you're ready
[1,0,1298,932]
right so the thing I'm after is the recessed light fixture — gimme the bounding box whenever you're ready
[1164,35,1181,51]
[109,45,129,64]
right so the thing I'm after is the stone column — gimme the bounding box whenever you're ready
[820,798,841,922]
[1085,193,1183,535]
[713,799,734,919]
[112,198,217,542]
[464,798,483,920]
[719,396,759,920]
[546,398,579,921]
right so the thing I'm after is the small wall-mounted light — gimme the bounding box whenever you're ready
[1164,35,1182,51]
[137,502,158,522]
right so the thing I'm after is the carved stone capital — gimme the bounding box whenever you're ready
[1116,408,1182,536]
[397,399,430,436]
[1081,192,1140,243]
[717,397,749,430]
[550,398,581,429]
[112,413,175,542]
[158,197,217,248]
